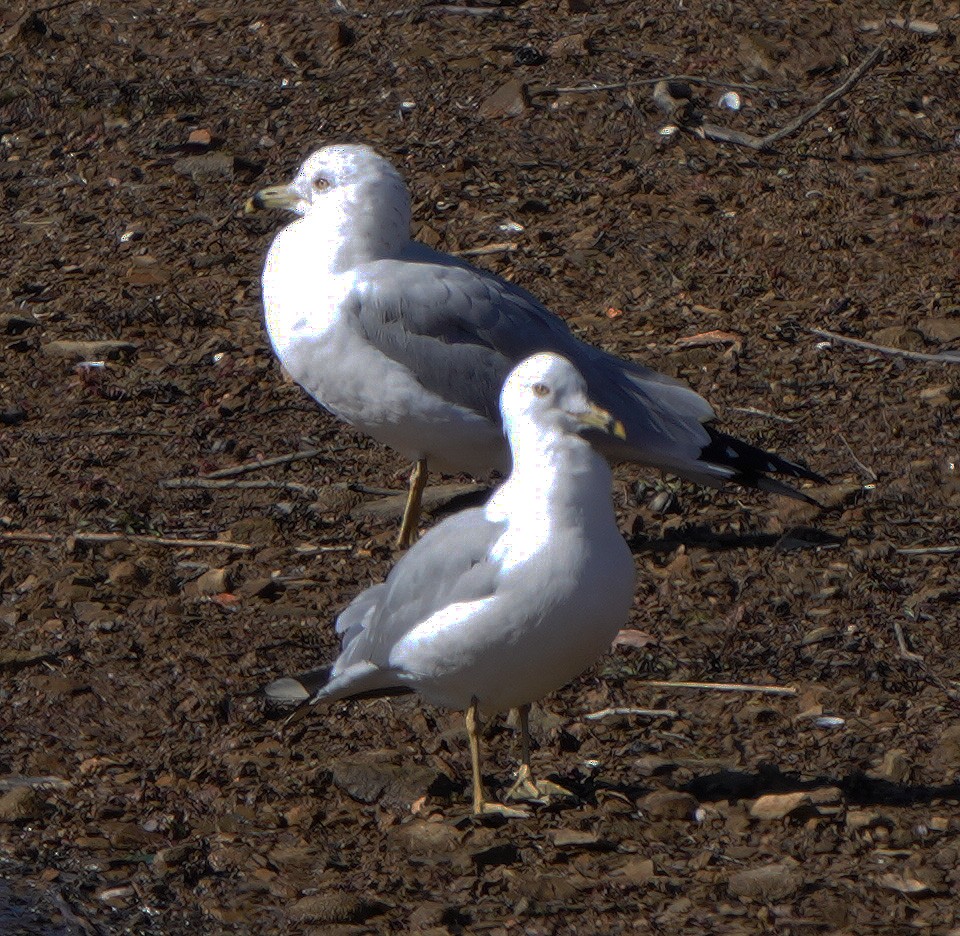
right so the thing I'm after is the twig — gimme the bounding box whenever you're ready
[0,774,71,791]
[584,706,678,721]
[893,619,924,663]
[293,544,355,556]
[896,545,960,556]
[200,447,326,479]
[0,531,254,552]
[694,43,886,151]
[536,74,780,96]
[455,241,518,258]
[728,406,796,424]
[160,477,320,498]
[638,680,798,697]
[424,4,504,15]
[544,81,630,94]
[835,430,877,482]
[812,327,960,363]
[760,42,886,147]
[694,123,769,149]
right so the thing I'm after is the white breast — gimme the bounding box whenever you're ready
[260,220,507,476]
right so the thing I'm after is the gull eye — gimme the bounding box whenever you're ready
[312,176,330,192]
[532,382,549,398]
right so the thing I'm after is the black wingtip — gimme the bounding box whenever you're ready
[701,427,826,503]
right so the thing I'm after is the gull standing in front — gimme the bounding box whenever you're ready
[263,353,635,816]
[248,144,824,546]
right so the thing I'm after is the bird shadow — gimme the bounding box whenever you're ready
[682,764,960,808]
[560,762,960,813]
[630,523,844,555]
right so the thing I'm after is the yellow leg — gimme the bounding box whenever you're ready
[396,459,428,548]
[505,704,576,803]
[466,701,529,818]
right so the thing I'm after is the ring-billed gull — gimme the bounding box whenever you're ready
[263,352,635,816]
[247,143,823,546]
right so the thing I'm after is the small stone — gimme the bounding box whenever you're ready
[877,872,933,895]
[184,567,231,597]
[872,748,910,783]
[96,885,134,905]
[611,857,656,884]
[408,902,447,929]
[552,828,603,848]
[325,21,354,50]
[917,316,960,344]
[846,809,883,831]
[648,490,679,514]
[807,786,843,806]
[638,790,698,820]
[0,786,43,821]
[511,872,585,901]
[45,339,138,361]
[0,404,27,426]
[330,751,439,807]
[920,385,952,406]
[172,152,234,181]
[871,325,924,351]
[728,860,803,902]
[548,33,589,58]
[479,79,528,119]
[389,819,461,855]
[935,724,960,769]
[238,577,285,600]
[288,892,387,924]
[749,792,809,820]
[188,128,212,147]
[107,560,147,588]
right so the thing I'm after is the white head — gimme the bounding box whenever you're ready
[499,353,625,446]
[247,144,411,262]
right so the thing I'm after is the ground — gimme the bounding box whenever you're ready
[1,1,959,933]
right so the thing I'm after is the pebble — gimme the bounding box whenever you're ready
[479,80,528,119]
[329,752,439,807]
[638,790,698,820]
[44,340,138,361]
[0,787,43,822]
[728,860,803,902]
[183,567,231,597]
[749,792,809,820]
[287,892,387,924]
[389,818,461,855]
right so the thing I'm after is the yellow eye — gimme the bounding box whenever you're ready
[532,382,549,397]
[313,177,330,191]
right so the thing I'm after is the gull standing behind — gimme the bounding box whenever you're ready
[263,352,636,817]
[247,144,824,547]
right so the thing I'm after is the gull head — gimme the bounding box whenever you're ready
[245,143,411,225]
[500,353,625,443]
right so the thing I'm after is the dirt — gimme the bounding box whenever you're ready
[1,1,959,933]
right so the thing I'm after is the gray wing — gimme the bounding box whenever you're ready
[344,248,558,423]
[344,244,822,492]
[263,507,507,706]
[345,243,716,465]
[334,506,507,671]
